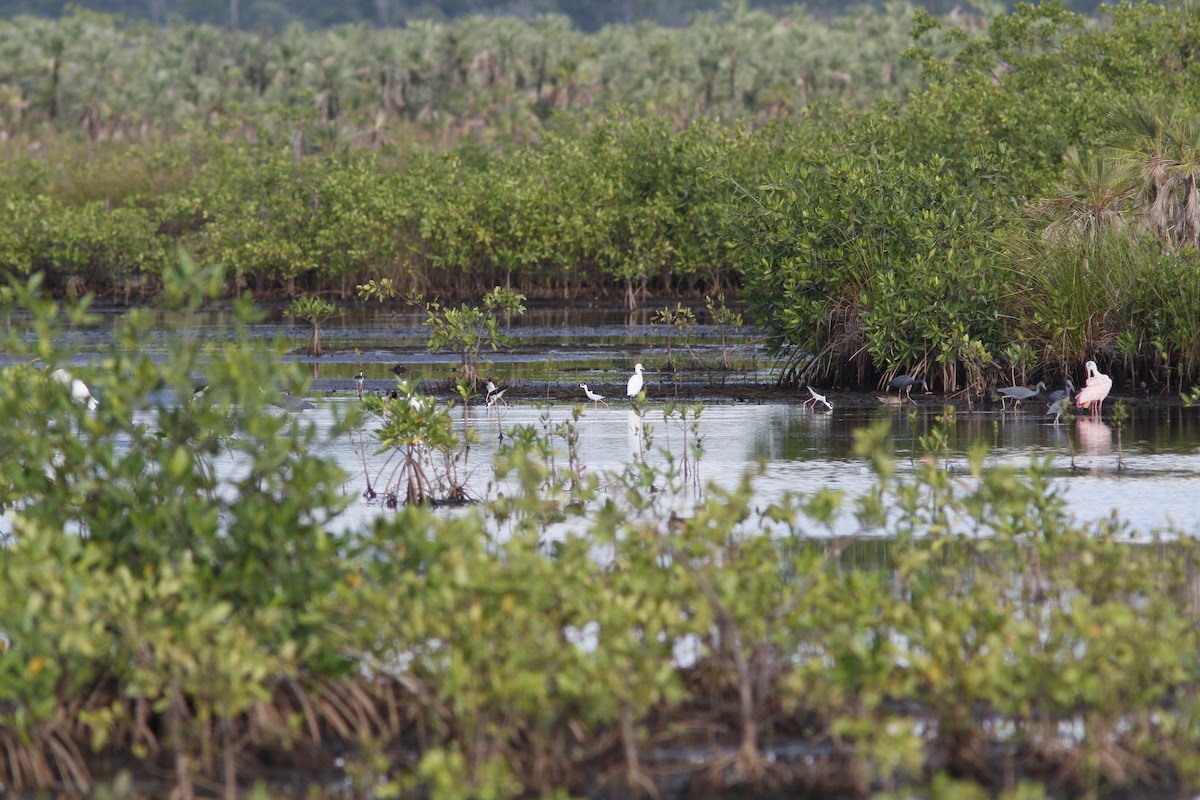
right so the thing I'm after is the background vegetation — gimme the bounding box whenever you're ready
[3,1,1200,391]
[0,0,1096,33]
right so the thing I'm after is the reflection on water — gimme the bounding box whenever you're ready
[295,400,1200,538]
[1076,418,1112,456]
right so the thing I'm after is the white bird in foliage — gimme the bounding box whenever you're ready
[51,368,99,411]
[580,383,608,407]
[626,363,645,400]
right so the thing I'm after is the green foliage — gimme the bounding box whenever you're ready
[706,292,743,369]
[361,381,473,505]
[3,295,1200,796]
[360,282,526,386]
[724,123,1010,388]
[0,264,355,653]
[651,302,697,367]
[0,7,932,143]
[285,295,339,356]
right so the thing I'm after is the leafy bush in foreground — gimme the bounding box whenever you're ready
[2,267,1200,798]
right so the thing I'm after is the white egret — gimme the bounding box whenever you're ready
[580,383,608,407]
[626,363,645,400]
[51,368,99,411]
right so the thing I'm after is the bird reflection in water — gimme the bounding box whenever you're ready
[1076,418,1112,456]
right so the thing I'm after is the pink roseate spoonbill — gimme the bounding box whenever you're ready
[802,386,833,411]
[887,374,927,403]
[626,363,645,401]
[1075,360,1112,418]
[997,381,1046,410]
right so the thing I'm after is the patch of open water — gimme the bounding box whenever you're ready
[9,301,1200,536]
[290,399,1200,537]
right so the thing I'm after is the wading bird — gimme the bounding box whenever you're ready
[1075,360,1112,419]
[486,387,509,410]
[1045,379,1076,406]
[51,368,99,411]
[997,381,1046,410]
[484,379,510,406]
[626,363,645,401]
[886,374,927,403]
[355,369,365,400]
[580,383,608,407]
[1046,397,1069,425]
[271,392,315,412]
[802,385,833,411]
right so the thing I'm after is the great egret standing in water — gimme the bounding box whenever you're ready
[626,363,645,401]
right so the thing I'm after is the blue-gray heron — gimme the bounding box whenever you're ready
[887,374,927,403]
[997,381,1046,410]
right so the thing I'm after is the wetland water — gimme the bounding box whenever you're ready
[22,300,1200,536]
[303,400,1200,536]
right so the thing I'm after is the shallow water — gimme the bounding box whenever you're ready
[22,299,770,388]
[291,398,1200,537]
[11,301,1200,536]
